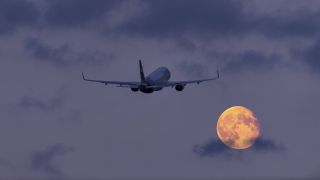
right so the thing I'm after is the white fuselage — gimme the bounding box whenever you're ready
[138,67,171,93]
[146,67,171,85]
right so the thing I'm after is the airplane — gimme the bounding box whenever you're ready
[82,60,219,93]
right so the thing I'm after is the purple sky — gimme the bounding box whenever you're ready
[0,0,320,179]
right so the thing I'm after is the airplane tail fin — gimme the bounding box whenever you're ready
[139,60,146,83]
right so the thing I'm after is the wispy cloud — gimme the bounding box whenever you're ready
[25,38,113,67]
[221,51,280,73]
[292,38,320,72]
[31,143,74,177]
[25,38,70,66]
[206,50,281,74]
[175,61,209,78]
[18,95,64,112]
[16,91,82,123]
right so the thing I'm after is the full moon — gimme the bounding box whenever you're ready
[216,106,260,149]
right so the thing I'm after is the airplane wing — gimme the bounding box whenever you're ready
[148,70,220,88]
[167,78,218,86]
[82,73,141,88]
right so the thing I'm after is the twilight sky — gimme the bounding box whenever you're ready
[0,0,320,179]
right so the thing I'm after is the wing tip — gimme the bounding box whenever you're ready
[82,72,86,80]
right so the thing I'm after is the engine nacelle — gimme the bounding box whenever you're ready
[131,88,139,92]
[175,84,184,91]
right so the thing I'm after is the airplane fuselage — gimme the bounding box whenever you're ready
[139,67,171,93]
[146,67,171,85]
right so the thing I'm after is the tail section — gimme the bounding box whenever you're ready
[139,60,146,83]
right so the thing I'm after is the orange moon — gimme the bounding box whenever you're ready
[216,106,260,149]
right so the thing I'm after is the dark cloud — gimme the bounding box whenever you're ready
[255,9,320,38]
[44,0,123,28]
[0,0,39,35]
[175,51,279,78]
[193,137,285,158]
[193,138,236,158]
[25,38,111,66]
[113,0,320,40]
[116,0,247,38]
[292,39,320,72]
[251,137,286,152]
[1,0,320,40]
[31,143,74,177]
[220,50,280,73]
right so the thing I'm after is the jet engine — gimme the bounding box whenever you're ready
[131,88,139,92]
[175,84,184,91]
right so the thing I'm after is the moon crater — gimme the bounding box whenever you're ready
[216,106,260,149]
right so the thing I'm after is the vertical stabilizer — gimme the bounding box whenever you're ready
[139,60,146,83]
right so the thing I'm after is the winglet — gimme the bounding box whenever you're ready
[217,69,220,79]
[82,72,86,80]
